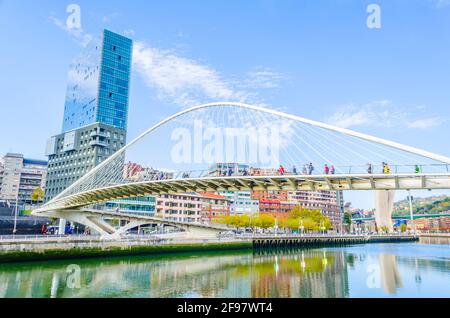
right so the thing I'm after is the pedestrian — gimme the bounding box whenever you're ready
[292,165,298,175]
[279,165,285,175]
[415,165,421,174]
[324,164,330,175]
[308,163,314,175]
[330,165,335,175]
[367,163,372,174]
[302,165,307,175]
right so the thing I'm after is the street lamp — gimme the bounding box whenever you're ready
[298,219,304,236]
[320,220,325,236]
[274,217,278,237]
[12,193,18,235]
[12,167,20,235]
[407,189,416,236]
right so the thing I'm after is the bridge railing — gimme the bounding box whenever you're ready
[113,163,450,185]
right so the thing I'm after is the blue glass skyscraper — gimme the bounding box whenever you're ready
[62,30,132,132]
[45,30,133,202]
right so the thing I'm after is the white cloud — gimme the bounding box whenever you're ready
[242,67,287,89]
[102,12,119,23]
[406,117,445,129]
[326,100,445,130]
[430,0,450,8]
[49,16,287,109]
[132,41,278,107]
[49,15,93,47]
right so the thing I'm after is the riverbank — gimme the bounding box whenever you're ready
[419,233,450,238]
[0,239,253,263]
[253,234,418,248]
[0,234,418,263]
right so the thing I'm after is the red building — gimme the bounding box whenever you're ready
[123,162,143,180]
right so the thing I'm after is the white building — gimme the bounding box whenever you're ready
[156,193,202,223]
[0,153,47,204]
[219,191,259,215]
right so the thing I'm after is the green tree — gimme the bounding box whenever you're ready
[302,217,318,231]
[30,187,44,202]
[343,212,352,226]
[342,212,352,233]
[399,223,407,232]
[283,206,332,232]
[379,226,389,233]
[257,214,275,228]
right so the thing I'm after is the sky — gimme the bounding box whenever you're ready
[0,0,450,209]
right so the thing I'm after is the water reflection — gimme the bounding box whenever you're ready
[378,254,402,294]
[0,243,449,298]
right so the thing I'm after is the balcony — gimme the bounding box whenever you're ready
[89,139,108,147]
[90,130,110,138]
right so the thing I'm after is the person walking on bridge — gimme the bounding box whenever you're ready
[330,165,335,175]
[308,163,314,175]
[324,164,330,175]
[383,162,390,174]
[367,163,372,174]
[415,165,421,174]
[302,165,307,175]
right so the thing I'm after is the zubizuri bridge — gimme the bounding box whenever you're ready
[33,102,450,239]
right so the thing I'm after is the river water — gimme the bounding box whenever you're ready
[0,238,449,298]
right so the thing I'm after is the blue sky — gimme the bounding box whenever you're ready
[0,0,450,208]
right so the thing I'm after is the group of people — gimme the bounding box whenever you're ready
[291,163,316,175]
[323,164,336,175]
[180,162,424,180]
[367,163,421,174]
[280,163,335,176]
[153,171,172,180]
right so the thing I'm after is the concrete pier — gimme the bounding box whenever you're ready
[252,235,417,249]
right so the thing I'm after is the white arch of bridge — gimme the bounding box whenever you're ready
[47,102,450,205]
[34,102,450,237]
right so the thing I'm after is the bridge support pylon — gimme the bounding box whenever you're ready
[374,190,395,232]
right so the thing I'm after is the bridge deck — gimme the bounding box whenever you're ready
[35,173,450,213]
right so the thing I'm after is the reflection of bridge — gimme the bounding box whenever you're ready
[33,102,450,238]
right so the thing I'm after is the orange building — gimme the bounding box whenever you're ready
[252,190,342,230]
[251,190,288,201]
[259,199,298,219]
[414,216,450,231]
[439,216,450,230]
[199,192,230,224]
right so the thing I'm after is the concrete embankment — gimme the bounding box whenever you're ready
[0,235,418,263]
[252,235,418,249]
[0,238,252,263]
[419,233,450,238]
[418,233,450,245]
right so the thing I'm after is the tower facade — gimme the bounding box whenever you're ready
[44,30,133,202]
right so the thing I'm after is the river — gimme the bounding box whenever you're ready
[0,238,449,298]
